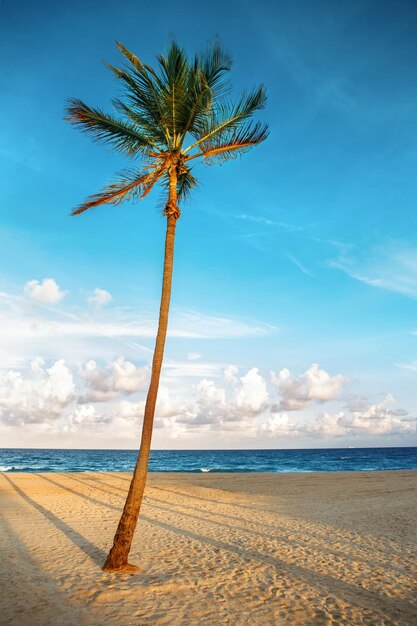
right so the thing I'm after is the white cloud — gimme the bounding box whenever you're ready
[80,357,149,401]
[310,395,416,437]
[156,386,192,420]
[271,363,349,410]
[116,387,193,427]
[63,404,111,433]
[112,357,148,393]
[309,411,349,437]
[224,365,239,385]
[260,412,299,436]
[192,379,227,425]
[348,394,414,435]
[236,368,269,415]
[0,359,74,425]
[175,367,269,430]
[24,278,67,303]
[69,404,102,425]
[42,360,75,403]
[116,400,145,420]
[186,352,201,361]
[80,359,114,401]
[88,288,112,307]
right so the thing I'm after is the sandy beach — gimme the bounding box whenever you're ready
[0,471,416,625]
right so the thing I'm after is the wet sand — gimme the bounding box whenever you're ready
[1,470,416,625]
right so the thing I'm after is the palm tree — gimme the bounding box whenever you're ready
[66,40,268,573]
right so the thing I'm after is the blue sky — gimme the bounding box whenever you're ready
[1,0,416,448]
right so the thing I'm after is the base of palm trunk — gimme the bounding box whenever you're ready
[102,562,139,574]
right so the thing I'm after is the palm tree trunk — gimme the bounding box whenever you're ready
[102,171,179,573]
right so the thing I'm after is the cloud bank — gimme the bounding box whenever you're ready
[1,358,414,445]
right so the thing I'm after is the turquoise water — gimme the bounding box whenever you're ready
[0,447,416,473]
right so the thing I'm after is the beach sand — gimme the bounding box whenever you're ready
[0,471,416,625]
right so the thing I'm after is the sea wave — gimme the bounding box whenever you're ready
[194,468,251,473]
[0,465,53,472]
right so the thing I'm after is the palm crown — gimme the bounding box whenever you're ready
[66,40,268,216]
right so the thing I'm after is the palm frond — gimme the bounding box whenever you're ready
[183,85,267,154]
[188,121,269,164]
[177,73,212,141]
[140,159,171,198]
[107,43,173,146]
[112,98,167,145]
[197,39,232,98]
[71,166,164,215]
[115,41,144,72]
[156,42,193,143]
[178,41,232,144]
[178,40,232,140]
[177,168,198,200]
[155,41,232,144]
[153,40,234,147]
[106,64,166,133]
[65,99,156,155]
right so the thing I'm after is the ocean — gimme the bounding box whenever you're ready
[0,447,416,473]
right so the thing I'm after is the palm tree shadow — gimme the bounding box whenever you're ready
[0,510,87,624]
[64,473,127,501]
[36,473,120,511]
[107,474,262,513]
[140,513,416,624]
[3,474,107,567]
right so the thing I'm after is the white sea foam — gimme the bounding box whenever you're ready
[200,468,211,473]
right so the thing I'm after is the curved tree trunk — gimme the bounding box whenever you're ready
[103,170,179,573]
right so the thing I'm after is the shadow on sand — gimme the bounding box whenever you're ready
[0,506,85,625]
[2,474,107,567]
